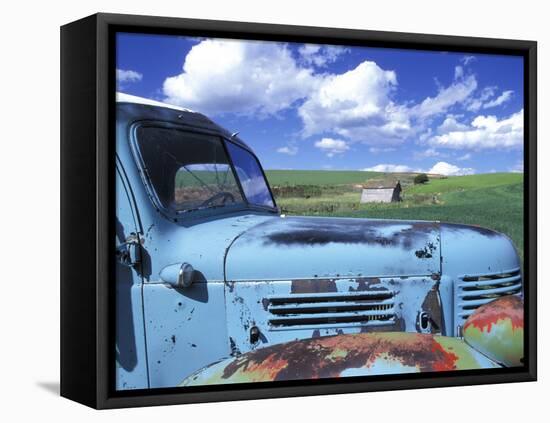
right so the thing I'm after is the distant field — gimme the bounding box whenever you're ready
[264,170,380,186]
[406,172,522,194]
[264,170,524,263]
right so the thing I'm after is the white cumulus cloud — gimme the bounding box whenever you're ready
[461,56,476,65]
[163,39,315,116]
[456,153,472,161]
[299,61,480,146]
[298,44,350,67]
[362,161,474,176]
[437,115,469,133]
[410,75,478,119]
[314,137,350,157]
[362,164,416,173]
[483,90,513,109]
[160,41,517,157]
[466,86,496,112]
[298,61,410,144]
[276,146,298,155]
[428,109,523,150]
[467,87,513,112]
[428,161,475,176]
[414,148,447,159]
[117,69,143,83]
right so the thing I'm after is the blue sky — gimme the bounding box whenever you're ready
[116,32,524,175]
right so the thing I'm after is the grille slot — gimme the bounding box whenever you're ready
[267,291,395,329]
[455,268,522,325]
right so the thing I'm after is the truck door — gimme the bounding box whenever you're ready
[115,157,149,390]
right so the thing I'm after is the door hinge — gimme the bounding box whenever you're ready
[116,233,143,267]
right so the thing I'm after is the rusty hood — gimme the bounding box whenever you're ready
[180,332,499,386]
[224,216,441,281]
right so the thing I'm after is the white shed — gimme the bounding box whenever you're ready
[360,180,402,203]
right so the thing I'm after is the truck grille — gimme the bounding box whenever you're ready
[455,267,522,330]
[266,290,395,329]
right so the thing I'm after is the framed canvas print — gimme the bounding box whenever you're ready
[60,13,537,409]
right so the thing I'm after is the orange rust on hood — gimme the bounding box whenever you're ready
[220,332,463,382]
[464,295,523,333]
[430,339,459,371]
[225,352,289,381]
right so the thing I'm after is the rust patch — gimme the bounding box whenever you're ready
[219,332,462,382]
[463,296,523,367]
[348,277,384,292]
[429,340,459,371]
[291,279,337,294]
[464,295,523,333]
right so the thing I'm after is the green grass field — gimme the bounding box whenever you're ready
[265,170,380,186]
[264,170,524,263]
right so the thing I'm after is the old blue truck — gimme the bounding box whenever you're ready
[115,93,523,390]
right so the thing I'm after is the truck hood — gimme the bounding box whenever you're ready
[180,331,499,386]
[225,216,441,281]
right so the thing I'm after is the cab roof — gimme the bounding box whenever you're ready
[116,92,252,152]
[116,92,195,113]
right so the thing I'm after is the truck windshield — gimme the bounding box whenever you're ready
[136,126,275,212]
[136,127,245,212]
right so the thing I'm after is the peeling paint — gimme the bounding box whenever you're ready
[291,279,337,294]
[180,332,499,386]
[348,278,384,292]
[225,276,438,354]
[463,296,523,366]
[415,241,437,259]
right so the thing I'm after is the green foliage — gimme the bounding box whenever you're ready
[414,173,429,185]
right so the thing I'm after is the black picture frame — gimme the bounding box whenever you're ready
[61,12,537,409]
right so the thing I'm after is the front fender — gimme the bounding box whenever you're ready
[463,295,524,367]
[180,332,499,386]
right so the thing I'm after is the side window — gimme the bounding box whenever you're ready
[136,126,244,212]
[225,141,275,208]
